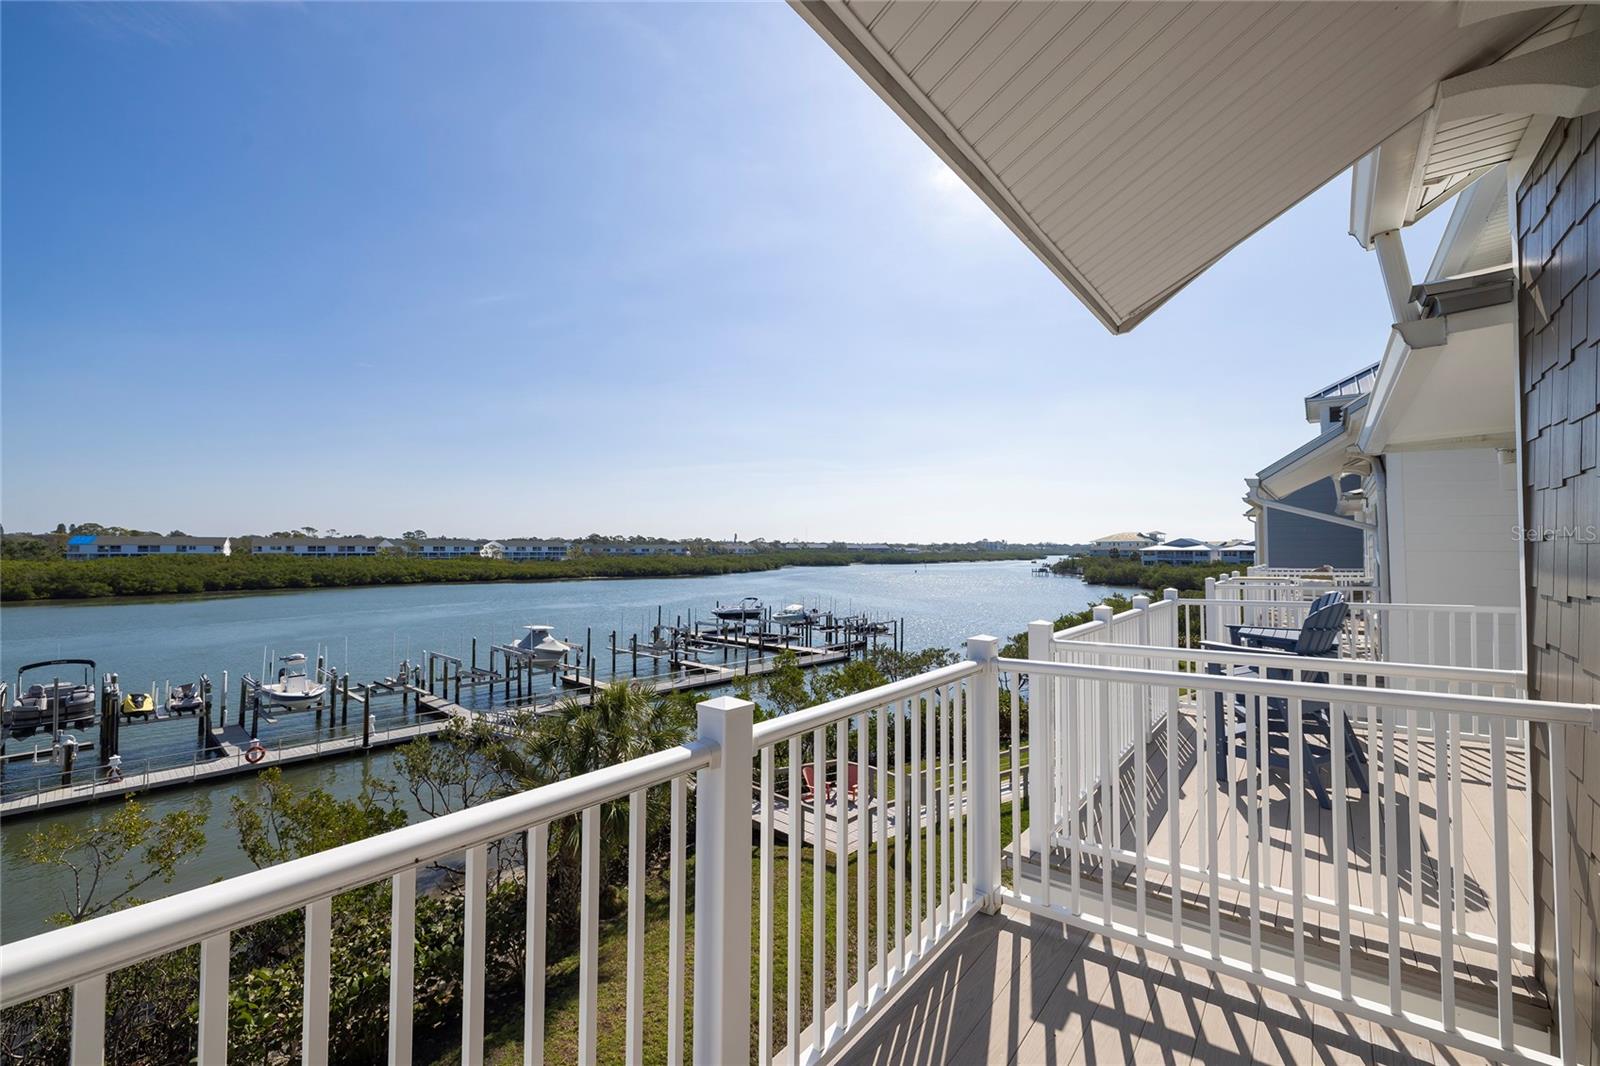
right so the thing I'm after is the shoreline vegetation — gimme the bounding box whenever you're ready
[0,548,1042,604]
[1048,554,1245,593]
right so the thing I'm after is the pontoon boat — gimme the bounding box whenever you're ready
[7,659,97,737]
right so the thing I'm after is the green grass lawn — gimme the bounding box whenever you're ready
[425,799,1029,1065]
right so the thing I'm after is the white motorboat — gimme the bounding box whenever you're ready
[773,603,820,625]
[505,625,573,670]
[259,654,326,710]
[712,597,763,621]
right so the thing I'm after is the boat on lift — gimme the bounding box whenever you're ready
[120,691,156,721]
[772,603,820,625]
[6,660,97,738]
[259,654,327,710]
[167,679,207,716]
[711,597,763,621]
[505,625,574,670]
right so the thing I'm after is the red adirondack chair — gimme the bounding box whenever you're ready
[801,764,833,805]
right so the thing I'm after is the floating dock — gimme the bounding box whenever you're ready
[0,716,458,817]
[555,644,850,696]
[1,600,898,818]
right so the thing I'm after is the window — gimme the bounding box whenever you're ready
[1328,405,1344,424]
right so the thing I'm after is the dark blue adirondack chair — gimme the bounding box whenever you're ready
[1204,596,1369,809]
[1226,590,1345,652]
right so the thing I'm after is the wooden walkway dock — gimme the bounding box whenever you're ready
[0,714,455,818]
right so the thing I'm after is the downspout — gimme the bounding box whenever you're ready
[1372,230,1421,324]
[1369,456,1393,603]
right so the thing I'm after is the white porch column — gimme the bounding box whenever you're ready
[692,696,754,1066]
[965,635,1002,913]
[1026,621,1055,878]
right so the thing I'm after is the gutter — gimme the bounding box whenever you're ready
[1245,479,1374,534]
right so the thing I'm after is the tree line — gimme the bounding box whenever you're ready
[1050,555,1246,593]
[0,548,1039,603]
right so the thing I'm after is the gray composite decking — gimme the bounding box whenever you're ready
[808,706,1543,1065]
[833,905,1498,1065]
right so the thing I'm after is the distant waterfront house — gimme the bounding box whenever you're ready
[713,541,759,555]
[481,539,570,562]
[250,536,393,557]
[1137,538,1214,566]
[1087,531,1156,557]
[65,534,231,559]
[411,538,483,560]
[1134,537,1256,566]
[1215,540,1257,566]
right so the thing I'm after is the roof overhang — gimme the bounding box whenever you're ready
[1258,397,1369,499]
[794,1,1566,333]
[1360,297,1518,455]
[1349,8,1598,246]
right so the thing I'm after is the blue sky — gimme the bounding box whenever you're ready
[1,3,1444,543]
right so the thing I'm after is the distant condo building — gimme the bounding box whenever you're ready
[1137,537,1256,566]
[251,536,393,557]
[411,538,484,559]
[481,539,570,562]
[573,541,688,557]
[65,534,231,559]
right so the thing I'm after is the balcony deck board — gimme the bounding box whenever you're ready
[833,906,1502,1065]
[1070,708,1536,995]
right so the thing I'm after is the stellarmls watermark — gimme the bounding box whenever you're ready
[1511,525,1599,542]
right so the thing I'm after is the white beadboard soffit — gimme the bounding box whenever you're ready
[794,0,1563,334]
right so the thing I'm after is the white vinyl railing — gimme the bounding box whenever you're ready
[1033,595,1179,803]
[747,660,982,1065]
[2,637,1593,1066]
[1186,581,1523,673]
[1246,564,1375,584]
[992,645,1596,1066]
[0,730,721,1066]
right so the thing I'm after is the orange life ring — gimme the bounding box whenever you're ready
[245,741,266,764]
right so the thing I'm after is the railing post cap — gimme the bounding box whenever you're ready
[697,694,754,715]
[965,635,999,661]
[1163,587,1180,600]
[1131,594,1150,608]
[1092,604,1114,620]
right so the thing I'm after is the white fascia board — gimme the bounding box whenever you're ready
[1359,329,1413,456]
[1349,115,1430,247]
[1256,399,1368,499]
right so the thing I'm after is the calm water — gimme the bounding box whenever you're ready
[0,559,1122,941]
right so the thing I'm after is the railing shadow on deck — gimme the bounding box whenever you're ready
[1062,712,1500,919]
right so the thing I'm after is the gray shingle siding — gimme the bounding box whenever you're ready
[1521,111,1600,1066]
[1263,480,1364,569]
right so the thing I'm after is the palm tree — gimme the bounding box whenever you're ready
[523,682,696,872]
